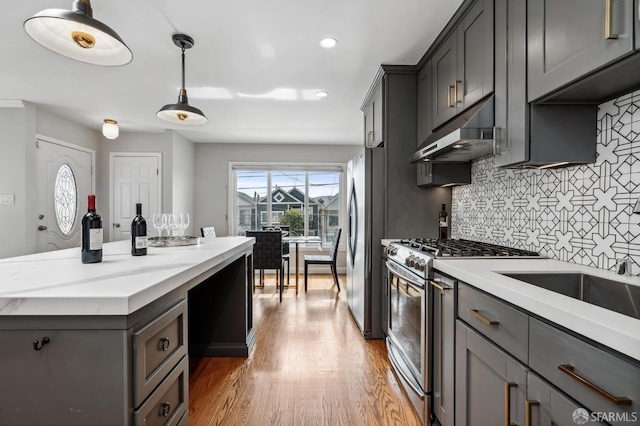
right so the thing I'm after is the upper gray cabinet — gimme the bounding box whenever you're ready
[528,0,635,102]
[432,0,494,129]
[416,61,433,147]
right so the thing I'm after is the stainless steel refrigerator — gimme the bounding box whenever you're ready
[346,147,450,339]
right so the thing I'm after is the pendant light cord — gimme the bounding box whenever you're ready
[181,46,186,90]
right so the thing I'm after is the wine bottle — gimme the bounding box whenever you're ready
[438,203,448,240]
[81,195,103,263]
[131,203,148,256]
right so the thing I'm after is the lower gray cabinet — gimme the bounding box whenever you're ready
[432,274,455,426]
[381,253,389,336]
[526,372,608,426]
[455,320,528,426]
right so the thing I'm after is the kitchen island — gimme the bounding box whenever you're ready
[0,237,255,426]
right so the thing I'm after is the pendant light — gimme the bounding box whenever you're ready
[24,0,132,66]
[157,34,208,126]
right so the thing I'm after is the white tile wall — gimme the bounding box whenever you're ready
[452,90,640,274]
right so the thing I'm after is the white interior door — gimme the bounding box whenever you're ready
[110,154,161,241]
[36,138,94,253]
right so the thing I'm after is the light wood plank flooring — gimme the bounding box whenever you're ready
[189,274,422,426]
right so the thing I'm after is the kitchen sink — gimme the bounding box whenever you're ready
[500,272,640,319]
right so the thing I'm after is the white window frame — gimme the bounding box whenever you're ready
[228,162,346,248]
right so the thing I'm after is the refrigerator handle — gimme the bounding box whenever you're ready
[348,179,358,266]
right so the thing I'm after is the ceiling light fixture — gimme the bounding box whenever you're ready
[157,34,208,126]
[316,91,329,98]
[102,119,118,139]
[319,37,338,48]
[24,0,132,66]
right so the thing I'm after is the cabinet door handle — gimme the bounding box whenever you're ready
[605,0,619,39]
[467,308,499,326]
[447,85,455,107]
[557,364,632,405]
[525,400,539,426]
[367,130,374,145]
[158,337,171,351]
[455,80,462,104]
[504,382,517,426]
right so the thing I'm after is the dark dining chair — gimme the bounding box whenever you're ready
[262,225,290,286]
[200,226,216,237]
[246,230,285,302]
[304,228,342,292]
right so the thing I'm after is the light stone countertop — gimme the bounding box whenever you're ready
[433,257,640,361]
[0,237,254,317]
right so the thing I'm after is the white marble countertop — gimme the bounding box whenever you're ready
[0,237,254,317]
[433,258,640,361]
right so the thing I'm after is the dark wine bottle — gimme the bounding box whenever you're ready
[438,203,448,240]
[131,203,147,256]
[81,194,103,263]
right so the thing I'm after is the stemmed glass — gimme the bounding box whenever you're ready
[180,213,190,236]
[152,213,165,237]
[167,213,180,237]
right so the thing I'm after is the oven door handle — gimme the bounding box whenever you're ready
[386,260,425,290]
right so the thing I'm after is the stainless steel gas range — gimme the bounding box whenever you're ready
[383,238,541,425]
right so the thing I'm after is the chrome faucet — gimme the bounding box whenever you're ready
[616,256,632,276]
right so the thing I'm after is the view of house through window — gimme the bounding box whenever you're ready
[233,167,341,245]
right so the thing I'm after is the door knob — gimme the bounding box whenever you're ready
[113,223,121,228]
[38,225,47,231]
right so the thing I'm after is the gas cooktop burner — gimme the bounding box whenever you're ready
[397,238,540,257]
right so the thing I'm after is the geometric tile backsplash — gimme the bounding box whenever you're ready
[451,90,640,275]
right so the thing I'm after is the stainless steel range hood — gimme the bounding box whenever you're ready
[411,95,495,163]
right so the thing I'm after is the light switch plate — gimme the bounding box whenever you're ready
[0,194,15,205]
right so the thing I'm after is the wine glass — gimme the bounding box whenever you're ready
[152,213,164,237]
[167,213,179,237]
[180,213,190,236]
[161,213,170,237]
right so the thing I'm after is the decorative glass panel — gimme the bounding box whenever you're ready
[54,164,77,236]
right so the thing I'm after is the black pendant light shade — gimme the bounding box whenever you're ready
[24,0,132,66]
[157,34,208,126]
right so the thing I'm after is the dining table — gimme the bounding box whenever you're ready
[282,235,322,294]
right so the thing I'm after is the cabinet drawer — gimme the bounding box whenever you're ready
[529,318,639,425]
[457,282,528,363]
[134,355,188,426]
[133,299,188,406]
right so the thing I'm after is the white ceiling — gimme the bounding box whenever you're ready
[1,0,463,145]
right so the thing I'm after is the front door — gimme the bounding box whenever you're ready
[110,154,161,241]
[36,138,94,252]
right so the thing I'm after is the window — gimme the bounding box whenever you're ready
[231,165,343,245]
[54,164,77,235]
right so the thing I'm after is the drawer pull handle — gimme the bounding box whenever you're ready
[159,401,171,417]
[504,382,517,426]
[158,337,170,351]
[557,364,632,405]
[467,309,499,326]
[429,280,451,292]
[605,0,618,40]
[447,85,455,107]
[33,336,50,351]
[525,400,539,426]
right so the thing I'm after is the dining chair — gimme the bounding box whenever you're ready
[304,228,342,292]
[200,226,216,237]
[262,226,290,286]
[246,230,285,302]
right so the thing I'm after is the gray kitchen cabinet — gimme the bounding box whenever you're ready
[526,372,608,426]
[432,273,455,426]
[455,320,528,426]
[381,251,389,336]
[494,0,597,168]
[529,317,640,426]
[364,85,383,147]
[432,0,493,129]
[416,60,433,147]
[527,0,635,103]
[416,162,471,187]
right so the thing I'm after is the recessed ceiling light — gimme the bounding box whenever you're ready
[316,91,328,98]
[319,37,338,48]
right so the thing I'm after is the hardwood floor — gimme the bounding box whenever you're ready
[188,274,422,426]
